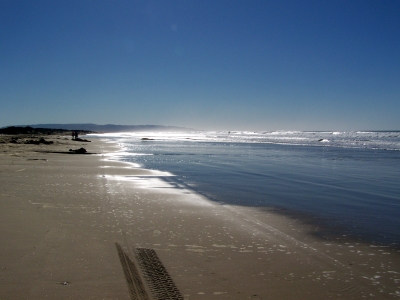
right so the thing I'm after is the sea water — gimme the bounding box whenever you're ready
[90,131,400,247]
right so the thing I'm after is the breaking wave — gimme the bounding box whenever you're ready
[92,131,400,151]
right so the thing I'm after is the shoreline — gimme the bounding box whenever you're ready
[1,134,399,299]
[96,133,400,249]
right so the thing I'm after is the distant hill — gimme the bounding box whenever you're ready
[0,126,74,135]
[24,123,195,133]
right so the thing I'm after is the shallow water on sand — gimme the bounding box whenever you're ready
[92,133,400,247]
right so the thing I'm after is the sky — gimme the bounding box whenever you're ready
[1,0,399,131]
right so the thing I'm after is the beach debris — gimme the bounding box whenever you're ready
[69,147,87,154]
[72,137,91,142]
[27,158,48,161]
[24,138,54,145]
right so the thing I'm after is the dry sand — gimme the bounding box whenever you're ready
[0,134,399,299]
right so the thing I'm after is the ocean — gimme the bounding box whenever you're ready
[90,131,400,247]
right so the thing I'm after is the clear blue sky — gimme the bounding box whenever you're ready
[1,0,399,130]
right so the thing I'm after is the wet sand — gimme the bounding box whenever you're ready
[0,134,399,299]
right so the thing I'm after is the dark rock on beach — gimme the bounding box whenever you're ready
[69,148,87,154]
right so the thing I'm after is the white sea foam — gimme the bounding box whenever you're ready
[89,131,400,151]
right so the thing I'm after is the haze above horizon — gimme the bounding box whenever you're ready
[1,1,399,131]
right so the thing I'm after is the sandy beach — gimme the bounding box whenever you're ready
[0,134,399,299]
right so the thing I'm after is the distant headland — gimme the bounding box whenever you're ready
[2,124,195,133]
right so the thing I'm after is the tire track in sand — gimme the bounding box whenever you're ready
[116,243,183,300]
